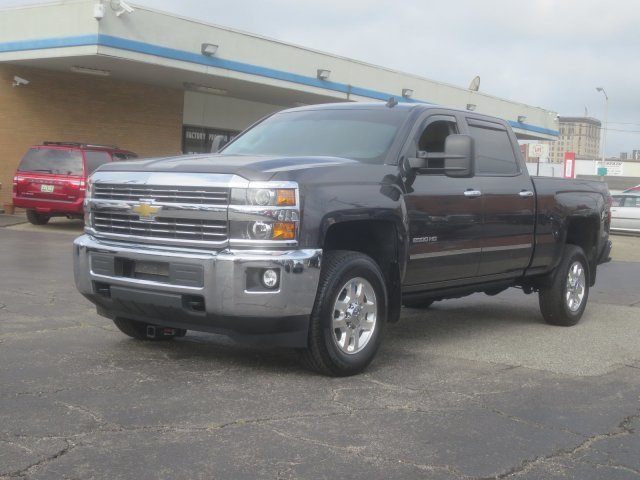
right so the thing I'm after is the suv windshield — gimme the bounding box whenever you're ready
[221,108,409,163]
[18,148,83,176]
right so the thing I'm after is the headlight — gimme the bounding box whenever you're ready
[231,188,297,206]
[229,184,299,245]
[230,210,300,241]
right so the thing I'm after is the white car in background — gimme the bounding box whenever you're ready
[611,193,640,233]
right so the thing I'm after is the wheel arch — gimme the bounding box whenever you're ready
[322,219,404,323]
[565,214,599,286]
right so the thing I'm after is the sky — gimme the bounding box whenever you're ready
[1,0,639,157]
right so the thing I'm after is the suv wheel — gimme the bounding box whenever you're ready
[26,209,50,225]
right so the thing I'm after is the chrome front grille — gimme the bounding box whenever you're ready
[93,213,227,242]
[89,174,237,248]
[93,184,229,205]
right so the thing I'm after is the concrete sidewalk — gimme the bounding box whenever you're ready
[0,213,27,227]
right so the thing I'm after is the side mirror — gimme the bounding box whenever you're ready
[405,134,474,177]
[443,134,473,178]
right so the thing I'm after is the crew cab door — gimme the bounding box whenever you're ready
[402,113,482,286]
[463,118,535,277]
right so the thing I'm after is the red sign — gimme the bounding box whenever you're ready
[563,152,576,178]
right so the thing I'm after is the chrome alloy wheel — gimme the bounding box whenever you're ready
[565,261,586,312]
[331,277,378,355]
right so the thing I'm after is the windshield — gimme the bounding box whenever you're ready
[17,148,84,176]
[222,108,409,163]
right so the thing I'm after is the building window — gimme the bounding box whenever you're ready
[182,125,240,154]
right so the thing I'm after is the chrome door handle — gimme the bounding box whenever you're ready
[519,190,535,197]
[463,189,482,198]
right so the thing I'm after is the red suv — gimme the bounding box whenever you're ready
[13,142,137,225]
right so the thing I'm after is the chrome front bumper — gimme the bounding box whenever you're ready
[73,234,322,346]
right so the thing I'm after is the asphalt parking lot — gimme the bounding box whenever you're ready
[1,217,639,479]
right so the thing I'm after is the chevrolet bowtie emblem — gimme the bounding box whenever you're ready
[132,201,161,221]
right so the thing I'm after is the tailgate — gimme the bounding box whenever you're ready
[15,173,84,202]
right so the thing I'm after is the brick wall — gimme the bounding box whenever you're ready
[0,65,184,209]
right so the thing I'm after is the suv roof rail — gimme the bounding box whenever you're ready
[42,141,120,149]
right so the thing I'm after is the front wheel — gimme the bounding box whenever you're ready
[539,245,589,326]
[301,251,387,376]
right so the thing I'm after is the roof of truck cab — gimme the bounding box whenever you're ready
[287,101,506,123]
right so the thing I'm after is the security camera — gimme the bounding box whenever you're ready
[112,0,134,16]
[12,76,29,87]
[93,3,105,20]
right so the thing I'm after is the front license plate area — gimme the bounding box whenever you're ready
[115,258,169,282]
[135,261,169,277]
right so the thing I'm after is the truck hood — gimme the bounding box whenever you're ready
[98,154,360,182]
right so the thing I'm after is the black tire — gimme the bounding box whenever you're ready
[301,250,387,376]
[539,245,589,326]
[112,317,185,341]
[402,299,434,309]
[26,209,50,225]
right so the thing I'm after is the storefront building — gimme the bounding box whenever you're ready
[0,1,559,209]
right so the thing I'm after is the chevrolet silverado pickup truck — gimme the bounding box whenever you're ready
[73,102,612,376]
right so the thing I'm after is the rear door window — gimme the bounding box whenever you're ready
[85,151,112,174]
[467,119,519,175]
[18,148,83,176]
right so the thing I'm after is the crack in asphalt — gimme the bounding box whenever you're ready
[5,440,73,479]
[487,408,584,437]
[0,408,351,478]
[489,410,640,479]
[2,391,639,479]
[265,424,469,479]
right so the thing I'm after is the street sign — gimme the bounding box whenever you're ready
[528,143,549,158]
[597,167,607,176]
[603,161,623,176]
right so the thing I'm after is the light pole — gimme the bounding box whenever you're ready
[596,87,608,165]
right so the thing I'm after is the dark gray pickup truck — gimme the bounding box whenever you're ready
[73,102,612,376]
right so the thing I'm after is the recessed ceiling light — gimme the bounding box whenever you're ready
[183,82,228,95]
[70,66,111,77]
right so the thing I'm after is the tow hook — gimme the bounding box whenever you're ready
[146,325,185,339]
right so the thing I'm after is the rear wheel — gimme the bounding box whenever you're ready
[301,251,387,376]
[113,317,186,341]
[26,209,50,225]
[539,245,589,326]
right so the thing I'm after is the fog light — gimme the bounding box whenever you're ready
[262,269,279,289]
